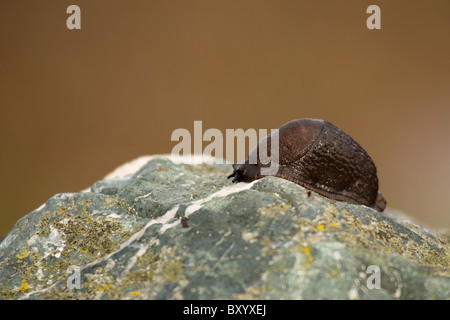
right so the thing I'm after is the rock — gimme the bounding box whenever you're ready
[0,156,449,300]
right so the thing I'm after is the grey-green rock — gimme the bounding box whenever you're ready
[0,155,449,300]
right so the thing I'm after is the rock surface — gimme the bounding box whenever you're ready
[0,155,449,300]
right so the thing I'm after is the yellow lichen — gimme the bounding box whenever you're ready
[314,224,325,231]
[16,250,29,259]
[19,280,30,291]
[298,246,313,266]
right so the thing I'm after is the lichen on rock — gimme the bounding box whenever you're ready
[0,156,448,300]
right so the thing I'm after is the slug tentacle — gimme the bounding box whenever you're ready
[227,171,236,179]
[227,170,240,183]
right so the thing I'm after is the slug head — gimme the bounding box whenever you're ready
[227,163,262,183]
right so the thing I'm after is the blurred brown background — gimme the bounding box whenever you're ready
[1,0,449,235]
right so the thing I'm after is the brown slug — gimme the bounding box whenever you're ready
[227,119,387,212]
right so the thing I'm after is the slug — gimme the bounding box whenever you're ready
[227,119,387,212]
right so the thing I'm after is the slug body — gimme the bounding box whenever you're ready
[227,119,387,212]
